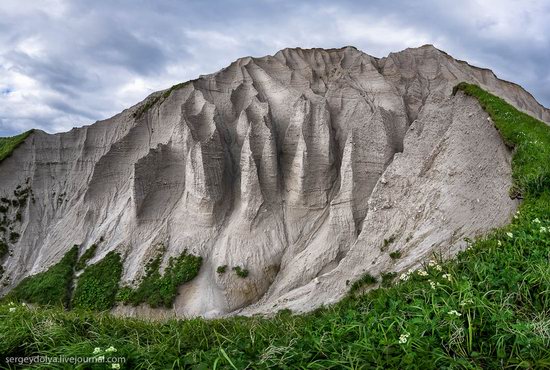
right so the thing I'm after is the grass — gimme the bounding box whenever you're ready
[71,252,123,311]
[2,246,78,307]
[0,130,33,163]
[133,81,193,119]
[75,244,98,271]
[118,249,202,308]
[0,84,549,368]
[390,250,402,260]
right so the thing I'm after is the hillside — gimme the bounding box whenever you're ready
[0,45,549,319]
[1,83,549,369]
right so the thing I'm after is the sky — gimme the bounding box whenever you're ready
[0,0,549,136]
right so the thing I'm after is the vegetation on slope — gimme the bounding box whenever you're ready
[117,249,202,308]
[71,251,123,311]
[75,244,98,271]
[3,246,78,307]
[132,81,194,119]
[0,130,33,163]
[0,84,549,368]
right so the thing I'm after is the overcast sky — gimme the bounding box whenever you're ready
[0,0,549,136]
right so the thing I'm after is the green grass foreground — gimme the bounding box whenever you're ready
[1,84,550,369]
[0,130,33,163]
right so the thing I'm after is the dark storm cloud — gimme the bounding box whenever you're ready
[0,0,548,136]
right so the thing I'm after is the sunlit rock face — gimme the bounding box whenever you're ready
[1,45,547,318]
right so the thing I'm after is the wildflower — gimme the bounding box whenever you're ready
[417,270,428,277]
[399,332,410,344]
[541,226,548,233]
[428,260,437,267]
[93,347,102,355]
[9,307,16,312]
[442,273,452,281]
[506,232,513,238]
[434,265,443,272]
[8,301,15,306]
[429,280,436,290]
[448,310,462,317]
[399,273,410,281]
[497,240,502,246]
[534,218,541,224]
[460,299,474,306]
[112,364,121,369]
[105,346,117,353]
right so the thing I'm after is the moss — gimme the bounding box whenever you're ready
[76,244,98,271]
[349,273,377,294]
[71,251,123,311]
[232,266,249,278]
[389,250,402,260]
[0,130,34,163]
[0,240,8,260]
[216,265,227,274]
[133,81,194,120]
[9,232,19,243]
[3,246,78,307]
[120,249,202,308]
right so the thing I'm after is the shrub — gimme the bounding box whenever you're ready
[233,266,249,278]
[72,251,123,311]
[389,250,402,260]
[216,265,227,274]
[76,244,98,271]
[349,273,377,294]
[121,249,202,308]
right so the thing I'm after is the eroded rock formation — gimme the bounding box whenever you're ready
[1,45,548,317]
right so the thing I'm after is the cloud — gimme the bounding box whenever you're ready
[0,0,548,136]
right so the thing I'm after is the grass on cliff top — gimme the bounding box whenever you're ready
[0,84,550,369]
[0,130,33,163]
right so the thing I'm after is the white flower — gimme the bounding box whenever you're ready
[399,332,410,344]
[429,280,436,290]
[8,301,15,306]
[460,299,474,306]
[112,364,121,369]
[399,273,410,281]
[497,240,502,246]
[417,270,428,277]
[434,265,443,272]
[442,273,452,281]
[428,260,437,267]
[9,307,16,312]
[105,346,117,353]
[448,310,462,317]
[506,232,513,238]
[93,347,102,355]
[541,226,548,233]
[534,218,541,224]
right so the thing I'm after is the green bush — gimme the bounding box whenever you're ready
[75,244,98,271]
[3,246,78,307]
[389,250,402,259]
[121,250,202,308]
[349,273,377,294]
[71,252,123,311]
[232,266,249,278]
[216,265,227,274]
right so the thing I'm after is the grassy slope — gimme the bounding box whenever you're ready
[0,84,549,369]
[0,130,33,163]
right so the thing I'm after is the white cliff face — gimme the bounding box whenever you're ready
[0,45,546,318]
